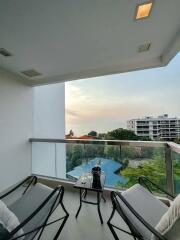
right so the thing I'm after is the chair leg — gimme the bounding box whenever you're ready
[61,201,69,217]
[53,201,69,240]
[53,215,69,240]
[107,206,140,240]
[107,207,120,240]
[97,192,103,224]
[82,189,87,198]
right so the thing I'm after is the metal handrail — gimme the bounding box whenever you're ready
[167,142,180,154]
[29,138,180,154]
[29,138,166,148]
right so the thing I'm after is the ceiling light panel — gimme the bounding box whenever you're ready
[138,43,151,52]
[136,2,153,20]
[21,69,42,78]
[0,48,13,57]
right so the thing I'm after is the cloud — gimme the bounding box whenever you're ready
[65,53,180,135]
[66,109,80,118]
[65,100,159,127]
[65,84,91,109]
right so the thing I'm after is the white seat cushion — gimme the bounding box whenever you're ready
[152,194,180,240]
[9,183,58,240]
[121,184,168,239]
[0,199,24,239]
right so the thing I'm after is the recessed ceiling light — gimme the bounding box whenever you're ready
[0,48,13,57]
[138,43,151,52]
[135,1,153,20]
[21,69,42,78]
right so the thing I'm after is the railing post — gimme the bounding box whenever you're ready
[165,144,174,196]
[83,143,86,164]
[119,145,122,161]
[55,143,57,178]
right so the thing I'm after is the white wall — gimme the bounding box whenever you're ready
[33,83,66,178]
[33,84,65,138]
[0,68,33,192]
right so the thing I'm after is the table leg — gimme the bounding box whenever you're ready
[84,189,87,198]
[76,189,82,218]
[97,192,103,224]
[101,193,106,203]
[82,189,87,199]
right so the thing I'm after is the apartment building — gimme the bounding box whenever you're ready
[127,114,180,140]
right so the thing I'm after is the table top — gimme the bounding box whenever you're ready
[74,173,106,192]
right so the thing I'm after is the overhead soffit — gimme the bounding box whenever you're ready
[0,0,179,85]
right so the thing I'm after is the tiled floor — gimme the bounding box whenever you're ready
[1,182,133,240]
[42,189,133,240]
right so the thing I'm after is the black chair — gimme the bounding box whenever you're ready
[107,176,175,240]
[0,176,69,240]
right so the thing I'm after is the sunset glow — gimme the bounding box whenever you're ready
[65,53,180,136]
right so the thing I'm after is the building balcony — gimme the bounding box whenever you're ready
[0,1,180,239]
[2,174,133,240]
[15,138,178,240]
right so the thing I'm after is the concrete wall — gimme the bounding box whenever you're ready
[32,83,66,178]
[33,83,65,138]
[0,68,33,192]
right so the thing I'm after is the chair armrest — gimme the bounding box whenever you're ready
[138,176,175,200]
[0,176,37,200]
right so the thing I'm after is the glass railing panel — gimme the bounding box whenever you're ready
[101,144,125,188]
[66,143,124,188]
[76,144,121,187]
[32,142,56,177]
[66,143,166,191]
[56,143,66,179]
[117,146,166,192]
[31,140,170,193]
[66,143,85,182]
[172,151,180,194]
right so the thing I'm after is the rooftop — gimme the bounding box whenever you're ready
[128,114,180,121]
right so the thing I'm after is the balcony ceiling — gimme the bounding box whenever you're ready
[0,0,180,86]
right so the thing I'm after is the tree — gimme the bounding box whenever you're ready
[104,145,120,161]
[103,128,151,141]
[69,129,74,136]
[66,129,74,138]
[117,153,166,190]
[173,159,180,194]
[121,146,137,159]
[66,144,73,171]
[88,131,97,137]
[71,144,84,168]
[98,133,106,139]
[85,144,96,159]
[107,128,139,140]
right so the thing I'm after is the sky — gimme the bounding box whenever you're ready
[65,53,180,136]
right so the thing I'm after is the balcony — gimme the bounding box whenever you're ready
[27,138,180,240]
[0,1,180,239]
[33,181,128,240]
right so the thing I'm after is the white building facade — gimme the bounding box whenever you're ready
[127,114,180,141]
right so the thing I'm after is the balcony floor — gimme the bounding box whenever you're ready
[42,189,133,240]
